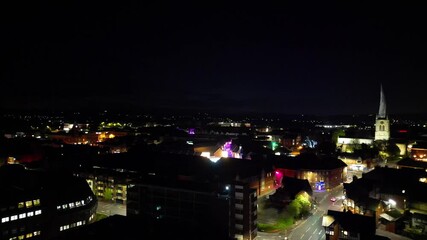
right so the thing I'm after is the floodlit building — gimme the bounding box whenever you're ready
[0,164,97,239]
[374,85,390,141]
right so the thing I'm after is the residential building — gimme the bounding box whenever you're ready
[0,164,97,240]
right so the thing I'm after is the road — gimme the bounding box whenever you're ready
[287,210,325,240]
[285,185,344,240]
[256,185,344,240]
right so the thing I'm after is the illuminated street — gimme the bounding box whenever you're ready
[256,185,344,240]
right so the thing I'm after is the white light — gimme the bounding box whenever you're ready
[201,152,210,158]
[388,199,396,207]
[221,150,228,158]
[402,190,405,194]
[208,157,221,163]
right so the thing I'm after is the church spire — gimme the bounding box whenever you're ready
[378,84,386,118]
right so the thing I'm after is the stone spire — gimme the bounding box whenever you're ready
[378,84,386,119]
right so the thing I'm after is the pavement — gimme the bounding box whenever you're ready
[96,200,126,216]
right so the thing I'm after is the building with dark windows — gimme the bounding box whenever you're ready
[81,150,269,240]
[273,153,347,191]
[0,164,97,240]
[322,210,377,240]
[230,182,257,240]
[127,178,231,240]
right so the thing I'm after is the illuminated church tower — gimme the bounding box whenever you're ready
[374,85,390,141]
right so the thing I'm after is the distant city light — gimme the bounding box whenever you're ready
[188,128,195,135]
[388,199,396,207]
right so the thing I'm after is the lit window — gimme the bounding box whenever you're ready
[18,235,24,240]
[33,199,40,206]
[11,215,18,221]
[81,200,85,205]
[27,211,34,217]
[33,231,40,236]
[75,201,81,207]
[19,213,26,219]
[26,233,33,238]
[77,221,82,226]
[57,206,61,210]
[69,203,75,208]
[60,226,63,231]
[35,210,41,215]
[62,204,67,209]
[1,217,9,223]
[344,231,348,236]
[18,202,25,208]
[26,201,33,208]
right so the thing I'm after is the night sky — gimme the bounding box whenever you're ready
[1,2,426,115]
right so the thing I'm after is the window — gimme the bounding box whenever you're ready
[11,215,18,221]
[69,203,75,208]
[26,201,33,208]
[33,231,41,236]
[1,217,9,223]
[35,210,41,215]
[62,204,67,209]
[57,206,61,210]
[26,233,33,238]
[18,202,25,208]
[33,199,40,206]
[19,213,26,219]
[27,211,34,217]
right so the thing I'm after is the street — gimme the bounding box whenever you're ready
[256,184,344,240]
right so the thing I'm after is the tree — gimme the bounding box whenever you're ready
[386,142,401,160]
[332,129,345,145]
[287,200,302,219]
[315,141,337,155]
[295,192,311,216]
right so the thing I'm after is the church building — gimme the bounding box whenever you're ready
[374,84,390,141]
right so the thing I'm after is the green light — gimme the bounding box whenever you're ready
[272,141,279,151]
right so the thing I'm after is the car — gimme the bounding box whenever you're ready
[330,197,337,202]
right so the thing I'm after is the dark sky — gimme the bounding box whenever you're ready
[1,2,426,115]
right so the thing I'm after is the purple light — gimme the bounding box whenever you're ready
[188,128,195,135]
[222,140,233,157]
